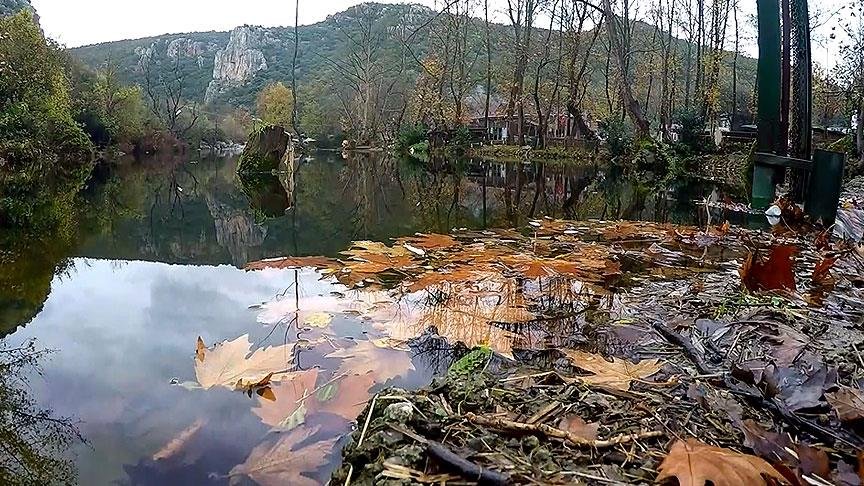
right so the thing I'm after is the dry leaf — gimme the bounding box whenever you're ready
[325,340,415,384]
[304,312,333,328]
[152,419,205,461]
[812,256,839,286]
[246,256,339,271]
[402,233,458,249]
[557,415,599,440]
[194,335,293,390]
[229,425,337,486]
[252,369,319,427]
[561,349,662,391]
[827,386,864,422]
[656,438,787,486]
[739,246,798,292]
[195,337,206,362]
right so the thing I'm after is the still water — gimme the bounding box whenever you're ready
[0,152,718,485]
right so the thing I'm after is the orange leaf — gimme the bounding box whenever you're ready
[656,438,788,486]
[811,256,838,286]
[246,256,338,271]
[557,415,599,440]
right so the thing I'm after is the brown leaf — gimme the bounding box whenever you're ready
[229,425,337,486]
[195,337,206,362]
[194,335,293,390]
[252,369,319,427]
[557,415,599,440]
[561,350,663,391]
[403,233,458,250]
[739,246,798,292]
[656,438,787,486]
[812,256,839,286]
[152,419,206,461]
[245,256,339,271]
[826,386,864,422]
[739,419,831,484]
[325,340,415,384]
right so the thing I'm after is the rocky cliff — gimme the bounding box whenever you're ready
[0,0,36,18]
[204,26,270,103]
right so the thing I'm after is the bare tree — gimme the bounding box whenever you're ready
[141,55,199,137]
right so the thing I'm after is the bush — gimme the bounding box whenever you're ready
[599,116,633,159]
[675,108,708,154]
[397,124,429,152]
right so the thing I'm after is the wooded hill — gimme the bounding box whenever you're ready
[70,2,757,138]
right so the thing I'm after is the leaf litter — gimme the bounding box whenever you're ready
[188,215,864,485]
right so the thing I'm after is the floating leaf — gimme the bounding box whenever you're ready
[245,256,339,271]
[194,335,292,390]
[561,350,662,391]
[252,369,318,428]
[402,233,458,250]
[325,340,415,384]
[656,438,787,486]
[152,419,205,461]
[229,425,337,486]
[304,312,333,328]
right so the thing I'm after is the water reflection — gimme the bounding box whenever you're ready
[0,151,728,485]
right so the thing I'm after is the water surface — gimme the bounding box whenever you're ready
[0,151,720,485]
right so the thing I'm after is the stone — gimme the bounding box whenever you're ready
[237,125,290,175]
[204,26,268,103]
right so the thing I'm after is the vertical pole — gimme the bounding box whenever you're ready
[789,0,812,201]
[756,0,782,154]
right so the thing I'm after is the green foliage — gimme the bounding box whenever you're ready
[396,124,429,152]
[0,11,94,229]
[448,346,492,377]
[675,108,709,154]
[600,117,633,159]
[257,82,294,130]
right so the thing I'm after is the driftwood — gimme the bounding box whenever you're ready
[464,412,664,448]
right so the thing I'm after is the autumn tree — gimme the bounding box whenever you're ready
[256,82,295,130]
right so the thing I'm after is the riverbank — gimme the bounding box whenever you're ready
[304,214,864,484]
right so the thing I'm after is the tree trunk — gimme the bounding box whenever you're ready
[601,0,650,138]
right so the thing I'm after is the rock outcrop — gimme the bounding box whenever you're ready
[204,26,268,103]
[237,125,291,175]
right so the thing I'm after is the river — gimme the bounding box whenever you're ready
[0,151,721,485]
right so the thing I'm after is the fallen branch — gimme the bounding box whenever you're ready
[463,412,663,448]
[390,424,510,486]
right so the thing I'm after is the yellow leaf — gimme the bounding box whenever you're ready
[194,334,293,390]
[304,312,333,328]
[561,349,662,391]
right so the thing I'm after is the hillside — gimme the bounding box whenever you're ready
[70,2,757,130]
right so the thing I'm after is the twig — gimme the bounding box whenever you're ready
[463,412,663,448]
[357,394,378,447]
[651,321,715,375]
[390,424,510,485]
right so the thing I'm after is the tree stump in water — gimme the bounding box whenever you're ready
[237,125,290,175]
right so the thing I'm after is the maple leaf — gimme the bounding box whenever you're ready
[826,386,864,422]
[561,350,663,391]
[325,339,415,384]
[245,256,339,271]
[229,425,337,486]
[739,246,798,292]
[252,369,319,427]
[304,312,333,328]
[194,335,293,390]
[656,438,787,486]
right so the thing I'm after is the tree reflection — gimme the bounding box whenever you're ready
[0,339,83,485]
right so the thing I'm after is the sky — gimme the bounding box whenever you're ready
[30,0,846,69]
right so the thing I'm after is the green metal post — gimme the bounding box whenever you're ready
[805,149,845,225]
[753,0,783,208]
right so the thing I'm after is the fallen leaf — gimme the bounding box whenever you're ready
[152,419,206,461]
[194,335,293,390]
[561,350,663,391]
[252,369,319,427]
[402,233,458,249]
[812,256,839,286]
[195,337,206,362]
[229,425,337,486]
[304,312,333,328]
[827,386,864,422]
[246,256,339,271]
[325,340,415,384]
[739,246,798,292]
[739,419,831,485]
[656,438,787,486]
[557,415,599,440]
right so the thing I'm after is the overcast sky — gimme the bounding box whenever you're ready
[30,0,845,68]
